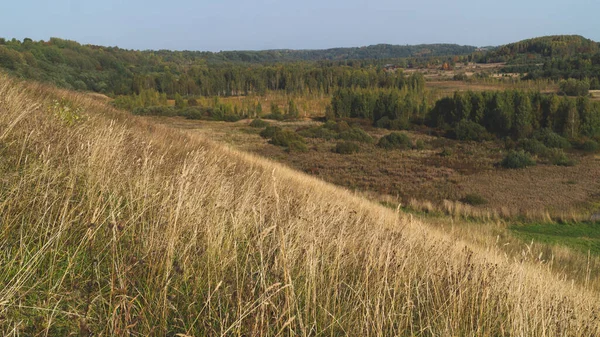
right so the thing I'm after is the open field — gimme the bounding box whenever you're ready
[152,116,600,221]
[2,74,600,335]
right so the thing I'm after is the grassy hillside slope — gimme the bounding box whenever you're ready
[0,74,599,335]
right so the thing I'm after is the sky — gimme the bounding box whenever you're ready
[1,0,599,52]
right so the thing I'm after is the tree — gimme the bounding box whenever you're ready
[174,93,187,109]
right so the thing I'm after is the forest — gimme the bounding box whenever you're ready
[0,37,473,96]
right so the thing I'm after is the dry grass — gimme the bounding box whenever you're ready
[1,74,600,336]
[154,117,600,221]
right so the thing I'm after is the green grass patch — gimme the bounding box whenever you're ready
[510,222,600,255]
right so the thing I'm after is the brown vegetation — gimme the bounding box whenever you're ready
[1,74,599,335]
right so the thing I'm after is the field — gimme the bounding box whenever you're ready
[2,72,600,335]
[151,116,600,220]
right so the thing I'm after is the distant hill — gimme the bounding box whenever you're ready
[0,37,476,95]
[477,35,599,63]
[215,43,477,62]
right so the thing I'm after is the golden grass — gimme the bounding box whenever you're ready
[0,73,599,335]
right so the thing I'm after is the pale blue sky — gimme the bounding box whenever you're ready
[1,0,598,51]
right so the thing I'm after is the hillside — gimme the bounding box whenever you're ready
[478,35,600,63]
[1,73,599,335]
[0,37,475,95]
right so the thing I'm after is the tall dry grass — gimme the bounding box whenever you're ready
[0,73,599,336]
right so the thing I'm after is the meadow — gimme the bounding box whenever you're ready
[2,72,600,336]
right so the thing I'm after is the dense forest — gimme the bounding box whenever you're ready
[0,37,474,96]
[428,91,600,140]
[476,36,600,87]
[476,35,599,63]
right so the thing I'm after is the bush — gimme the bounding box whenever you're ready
[334,141,360,154]
[578,139,600,153]
[216,114,243,122]
[460,194,488,206]
[533,128,571,149]
[249,119,269,128]
[270,129,308,152]
[375,116,410,130]
[559,78,590,96]
[259,126,282,138]
[338,127,374,143]
[377,132,412,150]
[501,150,536,169]
[452,120,493,141]
[286,140,309,152]
[547,149,576,166]
[519,138,549,156]
[133,106,178,117]
[263,112,285,121]
[297,126,338,140]
[324,120,350,132]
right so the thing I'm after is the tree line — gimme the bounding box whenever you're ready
[427,90,600,140]
[0,37,474,97]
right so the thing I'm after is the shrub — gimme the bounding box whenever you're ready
[559,78,590,96]
[286,140,309,152]
[533,128,571,149]
[375,116,391,129]
[249,119,270,128]
[453,120,493,141]
[324,120,350,132]
[501,150,536,169]
[334,141,360,154]
[133,106,178,117]
[547,149,576,166]
[578,139,600,153]
[259,126,282,138]
[415,139,426,150]
[297,126,338,140]
[375,116,410,130]
[263,112,285,121]
[218,114,243,122]
[439,147,453,157]
[518,138,549,156]
[460,193,488,206]
[270,129,308,152]
[377,132,412,150]
[338,127,374,143]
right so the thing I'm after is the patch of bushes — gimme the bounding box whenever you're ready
[298,121,373,144]
[518,138,549,156]
[270,130,308,152]
[334,141,360,154]
[263,112,285,121]
[460,193,488,206]
[501,150,536,169]
[261,127,308,152]
[576,139,600,153]
[133,106,179,117]
[297,126,338,140]
[338,127,374,143]
[324,120,350,132]
[452,119,493,141]
[377,132,412,150]
[259,126,282,138]
[533,128,571,149]
[249,119,270,128]
[547,149,576,166]
[375,116,410,130]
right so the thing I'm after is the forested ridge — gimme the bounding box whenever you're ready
[0,37,474,96]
